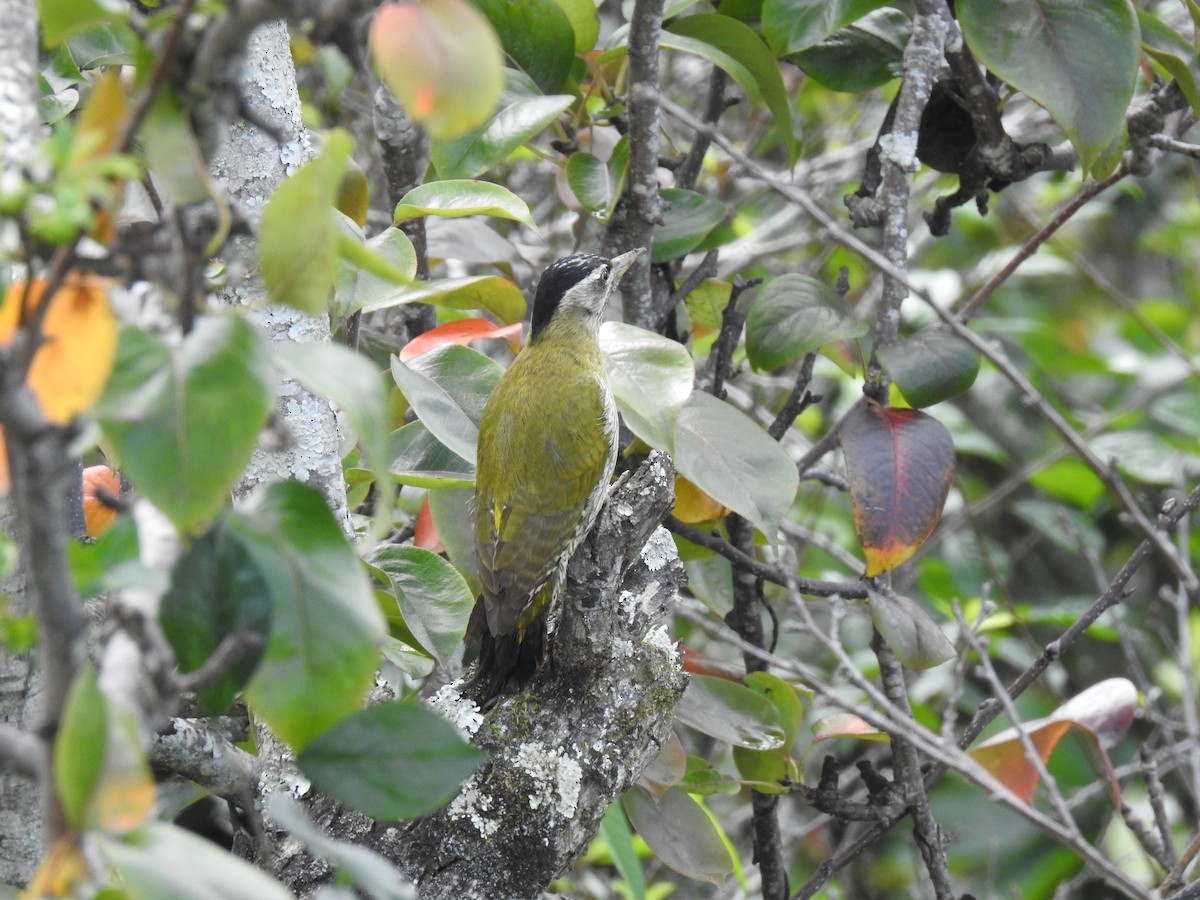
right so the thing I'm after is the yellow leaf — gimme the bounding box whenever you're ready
[22,837,88,898]
[672,474,728,524]
[0,276,118,423]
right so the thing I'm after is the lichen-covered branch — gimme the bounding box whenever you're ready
[258,454,686,898]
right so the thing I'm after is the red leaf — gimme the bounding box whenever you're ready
[839,403,955,576]
[398,319,522,362]
[413,497,443,553]
[679,645,743,680]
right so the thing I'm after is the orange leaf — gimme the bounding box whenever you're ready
[970,678,1137,804]
[811,712,890,745]
[82,465,121,538]
[0,277,118,424]
[672,474,729,524]
[680,645,743,680]
[398,319,522,362]
[839,403,955,576]
[21,836,88,899]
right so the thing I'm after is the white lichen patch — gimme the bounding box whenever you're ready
[641,526,678,572]
[513,742,582,820]
[611,639,634,659]
[428,682,484,739]
[878,131,920,172]
[448,775,499,838]
[643,623,680,668]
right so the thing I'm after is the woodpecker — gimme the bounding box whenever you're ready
[468,248,644,707]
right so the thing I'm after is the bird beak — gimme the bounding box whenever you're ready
[608,248,646,282]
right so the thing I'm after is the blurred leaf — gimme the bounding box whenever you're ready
[38,0,126,45]
[431,91,573,179]
[672,392,799,534]
[552,0,599,52]
[762,0,884,53]
[840,404,955,577]
[260,129,353,314]
[971,678,1137,802]
[788,8,909,92]
[266,796,417,899]
[678,755,740,795]
[957,0,1139,176]
[297,700,484,820]
[877,326,981,408]
[472,0,576,93]
[666,14,797,161]
[599,802,646,900]
[237,482,385,751]
[867,587,955,669]
[675,673,785,749]
[652,188,727,264]
[600,321,694,450]
[142,86,214,206]
[391,343,504,466]
[160,520,270,714]
[746,274,867,372]
[370,0,504,140]
[623,787,733,885]
[55,666,106,830]
[393,179,537,230]
[99,823,292,900]
[68,515,148,600]
[1139,9,1200,115]
[0,276,117,423]
[369,545,475,664]
[363,275,526,324]
[1029,457,1105,511]
[425,217,521,265]
[388,421,476,488]
[336,224,419,317]
[96,319,275,534]
[427,486,479,590]
[1091,430,1200,486]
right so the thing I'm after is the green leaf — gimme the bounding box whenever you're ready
[68,515,150,600]
[1138,9,1200,116]
[336,225,420,318]
[369,545,475,664]
[99,823,293,900]
[37,0,126,46]
[552,0,600,53]
[96,319,276,535]
[391,344,504,466]
[362,275,527,324]
[297,700,485,821]
[788,8,909,93]
[877,326,981,408]
[868,587,955,669]
[665,14,797,161]
[236,482,386,750]
[265,796,417,899]
[762,0,885,54]
[259,129,352,314]
[622,788,734,886]
[1091,430,1200,486]
[431,90,574,179]
[599,802,646,900]
[393,179,537,231]
[370,0,504,141]
[159,521,270,715]
[746,274,868,372]
[471,0,576,93]
[566,140,630,223]
[672,392,799,534]
[675,673,785,749]
[653,188,728,264]
[273,341,395,537]
[957,0,1140,176]
[840,404,956,577]
[599,321,694,451]
[142,87,213,206]
[731,673,810,791]
[427,487,480,591]
[55,666,107,829]
[388,421,477,488]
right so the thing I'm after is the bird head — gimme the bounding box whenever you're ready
[528,248,645,343]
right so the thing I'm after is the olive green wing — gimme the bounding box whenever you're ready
[475,383,614,638]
